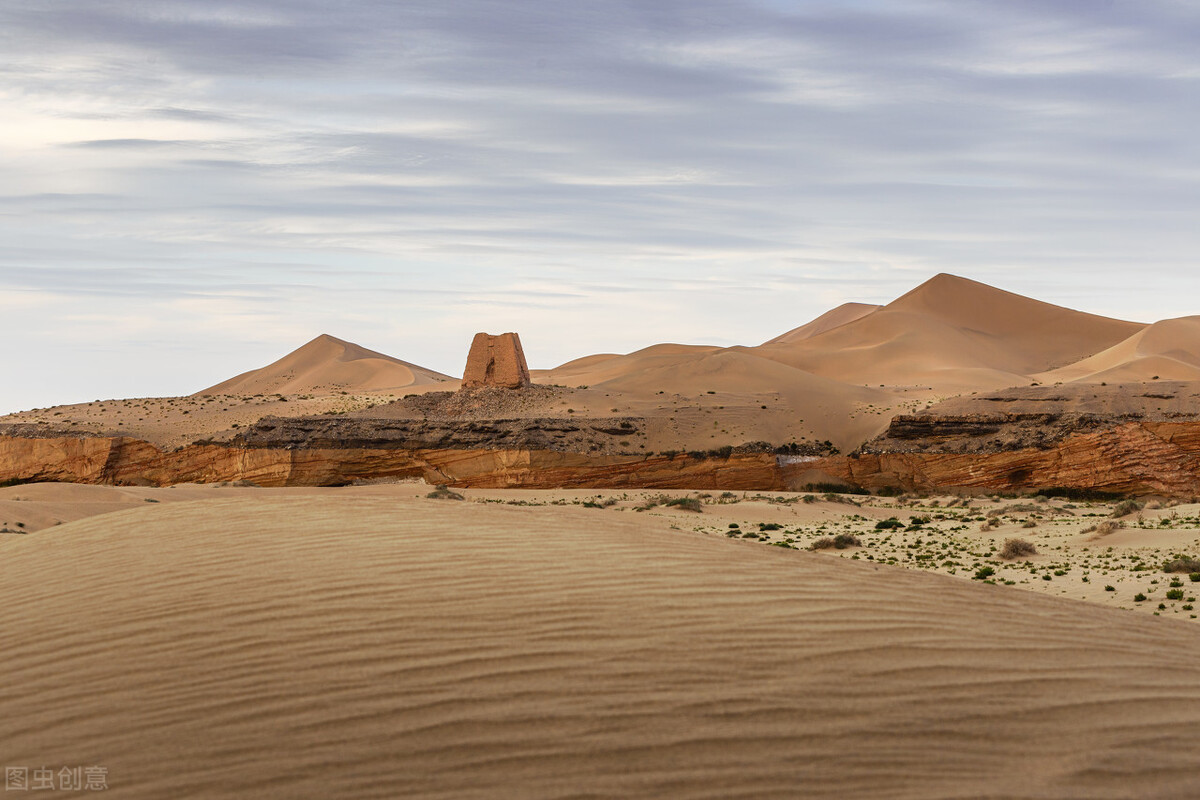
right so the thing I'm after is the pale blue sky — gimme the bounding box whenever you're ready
[3,0,1199,412]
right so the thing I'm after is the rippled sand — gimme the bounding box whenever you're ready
[4,495,1200,798]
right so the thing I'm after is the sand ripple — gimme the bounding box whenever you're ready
[3,496,1200,798]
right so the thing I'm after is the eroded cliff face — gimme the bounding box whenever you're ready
[9,417,1200,496]
[0,435,785,490]
[795,421,1200,496]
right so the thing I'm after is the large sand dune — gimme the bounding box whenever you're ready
[197,334,452,396]
[1039,315,1200,384]
[4,495,1200,798]
[751,274,1144,391]
[543,274,1145,406]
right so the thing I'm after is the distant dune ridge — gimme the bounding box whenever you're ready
[6,270,1198,464]
[197,334,452,396]
[197,274,1159,403]
[543,273,1147,395]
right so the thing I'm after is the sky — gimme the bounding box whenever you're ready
[3,0,1200,412]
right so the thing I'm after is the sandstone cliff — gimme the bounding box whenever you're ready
[0,434,785,490]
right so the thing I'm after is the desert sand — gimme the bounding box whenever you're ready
[5,486,1200,798]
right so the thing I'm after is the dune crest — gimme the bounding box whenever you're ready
[764,301,881,345]
[196,334,452,396]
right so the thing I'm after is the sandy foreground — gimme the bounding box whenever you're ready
[4,485,1200,798]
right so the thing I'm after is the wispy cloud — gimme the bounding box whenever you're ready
[2,0,1199,411]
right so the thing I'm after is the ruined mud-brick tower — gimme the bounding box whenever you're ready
[460,332,531,390]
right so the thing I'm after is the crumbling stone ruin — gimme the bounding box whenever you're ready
[460,332,531,390]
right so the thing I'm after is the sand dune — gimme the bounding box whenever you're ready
[542,343,723,388]
[751,274,1144,391]
[4,495,1200,798]
[542,274,1144,409]
[763,301,881,345]
[197,334,452,396]
[1039,316,1200,384]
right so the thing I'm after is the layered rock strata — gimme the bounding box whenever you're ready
[9,415,1200,496]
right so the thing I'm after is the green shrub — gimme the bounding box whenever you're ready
[974,566,995,580]
[875,518,903,530]
[1167,589,1185,601]
[1164,556,1200,573]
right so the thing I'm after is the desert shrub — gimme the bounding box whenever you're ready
[1134,593,1148,602]
[1166,589,1186,601]
[833,533,861,549]
[1190,573,1200,583]
[1021,520,1037,529]
[1163,556,1200,573]
[1000,538,1038,560]
[1111,499,1145,518]
[759,522,782,531]
[1040,487,1126,502]
[426,484,465,501]
[875,517,903,530]
[1083,520,1125,536]
[804,483,869,496]
[664,497,703,512]
[809,533,861,551]
[974,566,995,580]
